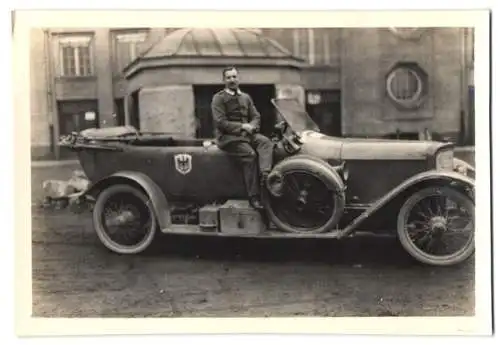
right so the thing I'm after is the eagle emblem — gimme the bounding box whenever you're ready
[174,154,192,175]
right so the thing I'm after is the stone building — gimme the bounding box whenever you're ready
[29,27,474,160]
[123,28,305,140]
[262,28,475,142]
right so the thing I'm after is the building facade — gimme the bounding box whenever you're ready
[30,27,474,160]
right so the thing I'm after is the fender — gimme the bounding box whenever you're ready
[338,170,475,238]
[264,154,347,234]
[84,171,171,229]
[453,157,475,178]
[270,154,347,195]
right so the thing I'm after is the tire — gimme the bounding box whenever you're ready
[397,186,475,266]
[92,184,158,255]
[263,155,345,234]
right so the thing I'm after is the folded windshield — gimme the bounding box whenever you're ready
[271,98,320,132]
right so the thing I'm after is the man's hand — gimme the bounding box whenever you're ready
[241,123,255,134]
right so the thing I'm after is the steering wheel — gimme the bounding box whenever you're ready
[273,121,302,154]
[273,121,288,138]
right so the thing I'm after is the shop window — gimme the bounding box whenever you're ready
[306,90,342,137]
[57,100,99,135]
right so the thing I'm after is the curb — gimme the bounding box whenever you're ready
[31,160,80,168]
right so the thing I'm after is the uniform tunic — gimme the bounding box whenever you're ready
[211,89,261,147]
[211,88,274,198]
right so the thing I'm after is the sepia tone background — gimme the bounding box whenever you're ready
[15,9,492,336]
[29,27,475,161]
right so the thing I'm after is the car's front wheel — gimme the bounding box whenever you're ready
[262,155,346,234]
[397,185,475,266]
[92,184,158,254]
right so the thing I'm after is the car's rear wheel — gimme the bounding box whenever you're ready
[93,184,158,254]
[397,186,475,266]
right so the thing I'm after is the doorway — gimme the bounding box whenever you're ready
[193,84,276,139]
[57,100,99,135]
[114,98,125,126]
[57,99,99,159]
[466,86,475,146]
[305,90,342,137]
[128,90,140,130]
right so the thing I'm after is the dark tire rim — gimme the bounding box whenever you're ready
[99,191,154,248]
[401,187,474,260]
[267,170,336,231]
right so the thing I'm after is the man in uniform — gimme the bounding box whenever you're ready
[211,66,274,210]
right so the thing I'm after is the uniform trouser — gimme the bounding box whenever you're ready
[221,134,274,198]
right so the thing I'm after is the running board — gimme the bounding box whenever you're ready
[160,224,344,239]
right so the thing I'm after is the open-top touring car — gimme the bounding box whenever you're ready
[59,98,475,267]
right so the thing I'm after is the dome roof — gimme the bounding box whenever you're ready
[144,28,296,59]
[124,28,304,78]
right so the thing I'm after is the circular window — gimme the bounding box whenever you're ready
[386,65,426,108]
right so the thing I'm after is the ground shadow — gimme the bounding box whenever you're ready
[142,232,430,268]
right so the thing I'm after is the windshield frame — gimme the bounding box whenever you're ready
[271,98,320,133]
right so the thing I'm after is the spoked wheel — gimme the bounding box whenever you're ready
[93,184,158,254]
[264,168,344,234]
[397,186,475,266]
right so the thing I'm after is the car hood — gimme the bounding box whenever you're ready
[299,130,454,161]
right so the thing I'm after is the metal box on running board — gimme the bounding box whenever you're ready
[198,204,220,232]
[219,200,266,235]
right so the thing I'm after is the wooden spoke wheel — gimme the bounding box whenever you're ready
[264,164,345,234]
[93,184,158,254]
[397,186,475,266]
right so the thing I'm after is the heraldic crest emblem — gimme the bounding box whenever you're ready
[174,154,192,175]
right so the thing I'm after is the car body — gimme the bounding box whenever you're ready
[59,98,475,267]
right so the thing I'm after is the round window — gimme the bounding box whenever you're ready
[386,66,425,108]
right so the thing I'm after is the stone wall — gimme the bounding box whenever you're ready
[340,28,466,140]
[138,85,195,135]
[30,29,52,158]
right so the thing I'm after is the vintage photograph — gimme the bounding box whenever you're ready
[15,9,492,337]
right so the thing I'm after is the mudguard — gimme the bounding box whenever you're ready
[453,157,475,178]
[339,170,475,237]
[84,171,171,230]
[264,154,347,234]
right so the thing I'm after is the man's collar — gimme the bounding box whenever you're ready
[224,88,241,96]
